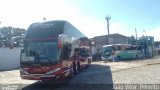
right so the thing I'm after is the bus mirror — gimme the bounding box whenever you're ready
[58,34,63,48]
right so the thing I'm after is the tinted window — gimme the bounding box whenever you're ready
[21,41,59,66]
[26,22,64,39]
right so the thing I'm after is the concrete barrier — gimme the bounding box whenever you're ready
[0,47,21,71]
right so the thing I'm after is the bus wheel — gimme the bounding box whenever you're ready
[136,55,139,59]
[77,61,81,72]
[117,56,121,61]
[87,59,91,67]
[68,65,74,78]
[73,63,77,75]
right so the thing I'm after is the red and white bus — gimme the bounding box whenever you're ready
[20,20,92,82]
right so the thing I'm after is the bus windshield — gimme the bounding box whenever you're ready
[21,41,59,66]
[102,46,112,55]
[78,48,90,57]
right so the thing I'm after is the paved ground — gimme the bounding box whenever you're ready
[0,56,160,90]
[0,48,21,70]
[112,64,160,84]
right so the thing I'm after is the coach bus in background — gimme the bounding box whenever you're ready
[101,44,143,61]
[10,36,24,48]
[19,20,92,82]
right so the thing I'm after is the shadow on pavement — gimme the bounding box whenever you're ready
[22,82,67,90]
[22,64,114,90]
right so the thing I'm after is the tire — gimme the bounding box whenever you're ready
[68,65,74,78]
[87,59,91,67]
[117,56,121,61]
[73,63,77,75]
[77,61,81,72]
[136,55,138,59]
[85,60,89,68]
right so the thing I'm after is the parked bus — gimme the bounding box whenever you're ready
[10,36,24,48]
[101,44,143,61]
[19,20,92,82]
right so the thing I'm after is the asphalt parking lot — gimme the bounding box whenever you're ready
[0,56,160,90]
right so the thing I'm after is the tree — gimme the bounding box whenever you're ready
[128,35,136,45]
[0,26,26,47]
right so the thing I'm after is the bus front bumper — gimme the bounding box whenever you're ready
[21,74,57,80]
[20,70,70,81]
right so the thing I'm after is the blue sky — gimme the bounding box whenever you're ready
[69,0,160,40]
[71,0,160,31]
[0,0,159,40]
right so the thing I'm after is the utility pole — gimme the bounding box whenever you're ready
[135,28,137,45]
[135,28,137,41]
[105,15,111,35]
[105,15,111,45]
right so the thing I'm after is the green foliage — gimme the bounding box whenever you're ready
[128,35,136,45]
[0,26,26,47]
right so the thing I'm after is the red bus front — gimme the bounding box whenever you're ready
[20,20,92,82]
[20,39,72,81]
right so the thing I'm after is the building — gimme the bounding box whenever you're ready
[92,33,129,51]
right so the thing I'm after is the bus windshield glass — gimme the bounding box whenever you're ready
[78,48,90,57]
[102,46,112,55]
[21,41,59,66]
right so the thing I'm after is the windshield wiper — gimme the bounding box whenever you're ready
[35,56,53,64]
[43,56,53,65]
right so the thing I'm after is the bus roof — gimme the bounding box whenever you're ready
[26,20,87,39]
[102,45,113,47]
[102,44,141,48]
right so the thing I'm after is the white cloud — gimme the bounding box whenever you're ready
[143,28,160,41]
[69,17,107,38]
[0,0,136,38]
[149,28,160,41]
[0,0,80,28]
[110,22,134,36]
[0,0,159,41]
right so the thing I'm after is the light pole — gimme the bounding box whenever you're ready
[105,15,111,35]
[105,15,111,45]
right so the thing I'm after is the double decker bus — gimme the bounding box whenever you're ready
[101,44,143,61]
[20,20,92,82]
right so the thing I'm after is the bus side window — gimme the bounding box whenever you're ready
[117,46,121,50]
[137,46,142,50]
[112,47,116,55]
[60,44,71,60]
[78,49,89,57]
[112,46,115,51]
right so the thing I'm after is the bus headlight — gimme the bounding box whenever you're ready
[20,68,29,74]
[46,67,61,75]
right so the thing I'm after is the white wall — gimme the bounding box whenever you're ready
[0,47,21,71]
